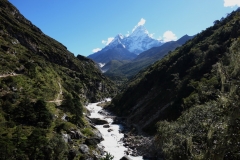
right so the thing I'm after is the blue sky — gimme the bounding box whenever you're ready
[9,0,239,56]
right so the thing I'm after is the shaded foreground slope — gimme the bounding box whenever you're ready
[0,0,116,159]
[108,8,240,158]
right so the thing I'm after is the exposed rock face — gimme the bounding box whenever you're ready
[85,138,102,145]
[92,127,104,140]
[79,144,89,154]
[62,133,71,143]
[68,129,85,139]
[122,134,158,157]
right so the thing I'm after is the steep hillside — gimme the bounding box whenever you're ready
[0,0,116,159]
[88,43,136,64]
[101,59,130,73]
[108,8,240,158]
[105,35,193,80]
[0,0,115,102]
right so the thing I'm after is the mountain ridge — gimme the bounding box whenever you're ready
[88,25,163,64]
[104,34,193,80]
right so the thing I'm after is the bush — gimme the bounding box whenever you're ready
[100,152,114,160]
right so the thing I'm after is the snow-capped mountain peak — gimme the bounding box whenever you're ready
[91,24,164,57]
[102,34,125,51]
[131,25,149,36]
[122,25,163,54]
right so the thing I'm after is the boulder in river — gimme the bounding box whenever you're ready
[90,118,108,125]
[98,110,110,116]
[103,124,110,128]
[108,128,113,132]
[120,155,132,160]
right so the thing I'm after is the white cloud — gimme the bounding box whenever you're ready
[138,18,146,26]
[92,48,101,53]
[162,31,177,42]
[224,0,240,7]
[102,37,114,45]
[132,18,146,32]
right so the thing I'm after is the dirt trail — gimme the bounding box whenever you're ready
[0,73,21,78]
[48,82,63,105]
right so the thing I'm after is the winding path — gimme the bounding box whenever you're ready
[47,82,63,105]
[0,73,21,78]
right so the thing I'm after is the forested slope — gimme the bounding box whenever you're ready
[109,8,240,159]
[0,0,116,159]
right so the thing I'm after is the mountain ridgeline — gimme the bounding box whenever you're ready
[108,8,240,159]
[88,25,163,64]
[0,0,116,159]
[88,23,193,82]
[104,35,193,80]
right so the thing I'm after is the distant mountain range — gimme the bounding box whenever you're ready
[88,24,193,81]
[104,34,194,80]
[88,25,163,64]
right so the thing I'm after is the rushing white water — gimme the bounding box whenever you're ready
[86,99,143,160]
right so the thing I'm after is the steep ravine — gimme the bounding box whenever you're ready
[86,99,143,160]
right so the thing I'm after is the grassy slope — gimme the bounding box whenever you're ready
[0,0,116,159]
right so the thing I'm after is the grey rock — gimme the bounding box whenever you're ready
[93,130,103,140]
[85,138,101,145]
[62,133,71,143]
[108,128,113,132]
[103,124,110,128]
[69,130,85,139]
[79,144,89,154]
[120,155,132,160]
[90,118,108,125]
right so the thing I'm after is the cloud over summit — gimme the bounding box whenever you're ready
[224,0,240,7]
[159,31,177,42]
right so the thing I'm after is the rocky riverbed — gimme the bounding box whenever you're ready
[86,99,143,160]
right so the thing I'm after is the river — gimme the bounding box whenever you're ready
[86,98,143,160]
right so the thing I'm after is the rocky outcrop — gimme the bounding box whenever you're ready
[68,129,85,139]
[79,144,89,154]
[85,138,102,145]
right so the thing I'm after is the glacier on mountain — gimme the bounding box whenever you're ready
[99,25,163,55]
